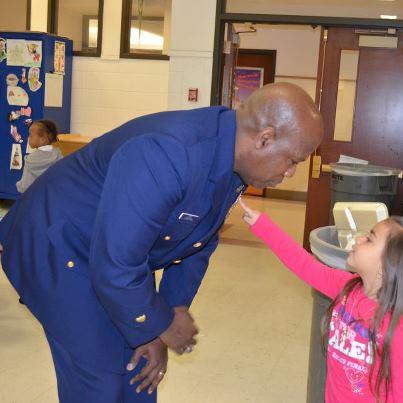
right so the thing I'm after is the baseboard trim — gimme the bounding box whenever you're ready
[264,189,307,202]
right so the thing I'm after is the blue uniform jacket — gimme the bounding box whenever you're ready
[0,107,245,373]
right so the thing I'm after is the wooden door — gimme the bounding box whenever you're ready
[303,27,403,248]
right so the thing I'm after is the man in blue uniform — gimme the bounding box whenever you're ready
[0,83,323,402]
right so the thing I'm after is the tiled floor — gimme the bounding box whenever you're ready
[0,196,313,403]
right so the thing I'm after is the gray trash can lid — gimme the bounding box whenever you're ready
[330,163,401,177]
[310,226,349,270]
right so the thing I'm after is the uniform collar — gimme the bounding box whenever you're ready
[209,109,246,209]
[209,108,245,184]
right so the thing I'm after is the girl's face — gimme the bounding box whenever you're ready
[347,220,391,276]
[28,124,48,149]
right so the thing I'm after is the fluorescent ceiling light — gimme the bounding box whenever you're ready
[380,14,397,19]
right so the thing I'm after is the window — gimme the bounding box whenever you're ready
[0,0,30,31]
[49,0,103,56]
[121,0,171,59]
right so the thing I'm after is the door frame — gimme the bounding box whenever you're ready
[211,0,403,105]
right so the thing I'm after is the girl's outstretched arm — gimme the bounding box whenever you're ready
[239,198,353,299]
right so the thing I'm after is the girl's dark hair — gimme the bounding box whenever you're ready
[321,216,403,402]
[35,119,59,143]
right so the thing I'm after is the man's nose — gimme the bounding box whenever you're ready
[284,164,297,178]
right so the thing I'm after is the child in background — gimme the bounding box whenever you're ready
[239,198,403,403]
[16,120,63,193]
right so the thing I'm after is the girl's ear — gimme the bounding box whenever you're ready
[255,126,275,150]
[39,135,50,146]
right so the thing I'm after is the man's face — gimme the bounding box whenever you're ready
[236,130,317,189]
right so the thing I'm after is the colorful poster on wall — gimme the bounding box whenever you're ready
[6,73,19,87]
[10,125,23,143]
[10,144,23,170]
[24,40,42,67]
[233,67,264,109]
[28,67,42,92]
[54,41,65,75]
[7,86,29,106]
[0,38,6,63]
[7,39,25,66]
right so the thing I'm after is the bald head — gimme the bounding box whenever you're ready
[234,82,323,188]
[238,82,321,137]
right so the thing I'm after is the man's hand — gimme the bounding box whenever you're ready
[159,306,198,354]
[127,337,168,395]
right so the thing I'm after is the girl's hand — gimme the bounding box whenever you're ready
[238,198,261,226]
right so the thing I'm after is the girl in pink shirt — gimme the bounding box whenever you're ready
[239,199,403,403]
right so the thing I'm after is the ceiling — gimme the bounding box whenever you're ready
[56,0,403,22]
[226,0,403,20]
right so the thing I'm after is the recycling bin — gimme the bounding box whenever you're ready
[306,225,349,403]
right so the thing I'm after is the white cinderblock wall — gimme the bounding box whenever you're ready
[70,0,170,137]
[71,58,169,137]
[168,53,215,111]
[168,0,217,111]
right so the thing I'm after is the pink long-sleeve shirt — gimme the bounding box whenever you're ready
[251,213,403,402]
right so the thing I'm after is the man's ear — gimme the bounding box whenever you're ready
[255,126,275,150]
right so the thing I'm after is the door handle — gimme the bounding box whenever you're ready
[322,164,332,173]
[311,155,332,178]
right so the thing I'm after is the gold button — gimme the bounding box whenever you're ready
[135,314,146,323]
[66,261,75,268]
[193,242,202,248]
[164,235,171,241]
[173,259,182,264]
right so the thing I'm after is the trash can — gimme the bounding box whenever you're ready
[330,163,400,212]
[306,226,349,403]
